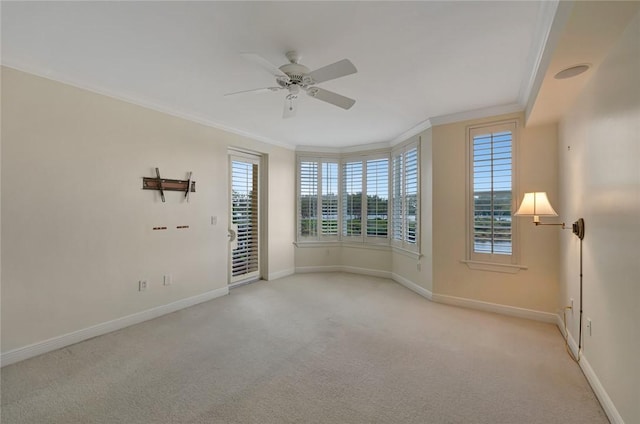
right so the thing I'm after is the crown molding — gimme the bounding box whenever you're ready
[296,140,391,154]
[523,0,574,123]
[429,103,523,127]
[1,63,296,151]
[389,118,432,147]
[518,1,563,107]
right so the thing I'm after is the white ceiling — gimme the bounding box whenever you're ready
[2,1,550,149]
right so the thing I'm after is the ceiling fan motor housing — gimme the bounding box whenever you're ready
[279,63,311,86]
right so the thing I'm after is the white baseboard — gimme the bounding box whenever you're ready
[267,268,295,281]
[295,265,343,274]
[295,265,391,279]
[580,355,625,424]
[341,266,391,279]
[392,273,433,300]
[555,313,580,358]
[554,314,624,424]
[431,293,557,323]
[1,286,229,367]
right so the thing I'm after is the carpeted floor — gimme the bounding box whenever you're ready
[1,273,608,423]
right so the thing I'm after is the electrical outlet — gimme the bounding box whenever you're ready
[586,318,592,336]
[211,216,217,225]
[163,274,172,286]
[139,280,147,291]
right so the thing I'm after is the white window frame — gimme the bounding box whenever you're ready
[297,155,340,242]
[391,138,420,253]
[296,149,399,247]
[466,121,522,270]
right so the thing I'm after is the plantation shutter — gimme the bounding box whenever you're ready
[342,161,363,237]
[366,158,389,238]
[391,142,419,251]
[231,160,259,277]
[404,147,418,244]
[321,162,339,236]
[392,153,403,241]
[299,161,318,238]
[472,129,513,255]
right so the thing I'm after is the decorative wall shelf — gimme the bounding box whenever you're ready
[142,168,195,202]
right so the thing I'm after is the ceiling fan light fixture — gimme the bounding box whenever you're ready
[554,64,591,80]
[228,51,358,117]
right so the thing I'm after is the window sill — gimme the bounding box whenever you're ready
[460,260,527,274]
[293,241,392,252]
[294,241,341,248]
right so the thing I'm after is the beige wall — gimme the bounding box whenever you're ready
[293,114,560,315]
[295,245,391,275]
[558,11,639,423]
[1,67,295,352]
[432,113,560,313]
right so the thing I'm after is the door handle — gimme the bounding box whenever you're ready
[228,224,238,250]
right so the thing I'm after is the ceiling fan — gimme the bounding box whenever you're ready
[225,51,357,118]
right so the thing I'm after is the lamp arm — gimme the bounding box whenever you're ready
[533,218,585,240]
[534,222,566,228]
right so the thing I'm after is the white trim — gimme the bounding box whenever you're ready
[0,287,229,367]
[295,141,391,155]
[431,293,557,323]
[341,142,392,155]
[461,260,528,274]
[341,266,391,279]
[430,103,522,127]
[392,273,433,300]
[554,314,625,424]
[389,118,432,147]
[517,0,562,107]
[295,265,343,274]
[267,268,295,281]
[524,1,575,123]
[294,241,342,248]
[580,355,625,424]
[2,64,295,151]
[295,266,390,279]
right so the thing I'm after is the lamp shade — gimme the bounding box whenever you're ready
[514,192,558,217]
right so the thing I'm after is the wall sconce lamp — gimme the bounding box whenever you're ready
[515,191,585,361]
[514,192,584,240]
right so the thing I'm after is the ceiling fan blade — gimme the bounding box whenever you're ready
[308,59,357,84]
[224,87,281,96]
[307,87,355,110]
[240,53,290,81]
[283,96,297,119]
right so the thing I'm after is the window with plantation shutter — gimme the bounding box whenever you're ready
[299,161,318,238]
[297,150,413,248]
[321,162,339,236]
[366,158,389,238]
[298,158,339,240]
[468,122,516,264]
[405,147,418,244]
[342,161,363,238]
[391,141,419,252]
[392,153,403,241]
